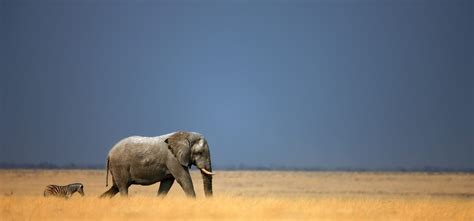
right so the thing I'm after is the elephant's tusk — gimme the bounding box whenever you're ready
[200,168,215,175]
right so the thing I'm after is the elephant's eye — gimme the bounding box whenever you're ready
[195,149,203,155]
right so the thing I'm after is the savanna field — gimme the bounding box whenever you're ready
[0,170,473,220]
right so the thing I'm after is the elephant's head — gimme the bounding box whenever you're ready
[165,131,214,197]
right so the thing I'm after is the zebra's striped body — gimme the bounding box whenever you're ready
[44,183,85,198]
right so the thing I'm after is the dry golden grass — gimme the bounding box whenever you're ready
[0,170,473,220]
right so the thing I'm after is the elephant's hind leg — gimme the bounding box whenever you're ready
[118,184,130,197]
[100,185,119,198]
[113,167,132,197]
[157,178,175,197]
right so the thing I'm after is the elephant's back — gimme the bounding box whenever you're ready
[107,135,173,160]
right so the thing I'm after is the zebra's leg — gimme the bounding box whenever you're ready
[100,185,119,198]
[157,178,175,197]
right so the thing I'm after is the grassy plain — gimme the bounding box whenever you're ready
[0,170,473,220]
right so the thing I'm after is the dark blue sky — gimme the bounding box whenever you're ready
[1,0,473,169]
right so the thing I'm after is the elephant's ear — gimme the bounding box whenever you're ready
[165,132,191,167]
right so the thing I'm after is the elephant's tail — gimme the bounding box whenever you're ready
[105,156,109,187]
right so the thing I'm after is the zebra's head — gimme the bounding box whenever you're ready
[70,183,85,196]
[77,184,85,196]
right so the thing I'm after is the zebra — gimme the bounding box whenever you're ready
[43,183,85,198]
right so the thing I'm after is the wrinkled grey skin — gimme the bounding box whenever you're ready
[100,131,213,198]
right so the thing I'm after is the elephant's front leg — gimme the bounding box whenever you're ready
[157,178,175,197]
[166,158,196,198]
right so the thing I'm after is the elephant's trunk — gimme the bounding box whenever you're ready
[201,166,213,197]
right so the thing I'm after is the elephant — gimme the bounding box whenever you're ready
[99,131,214,198]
